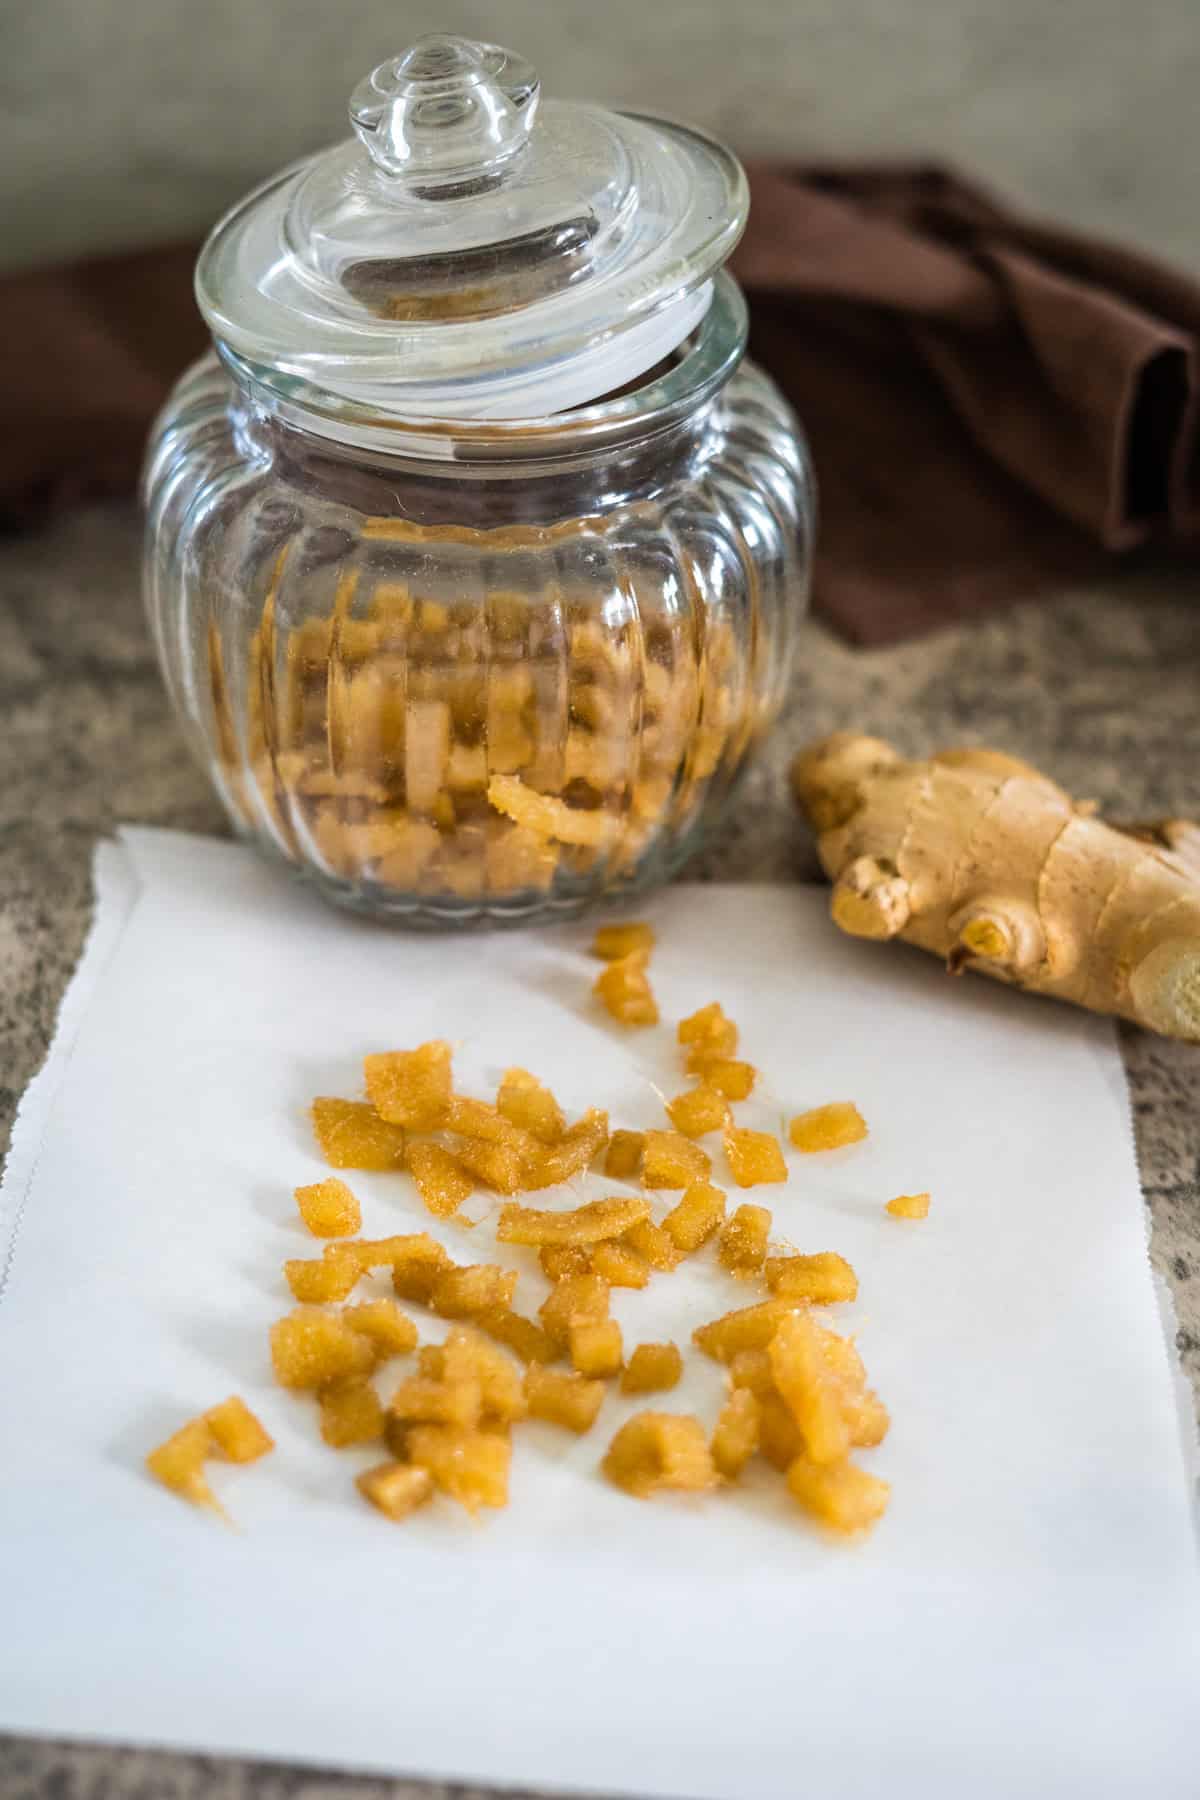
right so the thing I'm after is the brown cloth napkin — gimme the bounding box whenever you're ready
[4,164,1199,644]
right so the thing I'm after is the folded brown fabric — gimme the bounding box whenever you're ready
[4,164,1198,644]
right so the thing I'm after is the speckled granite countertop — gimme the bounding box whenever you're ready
[2,505,1197,1800]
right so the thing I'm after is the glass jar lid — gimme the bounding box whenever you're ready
[196,33,748,420]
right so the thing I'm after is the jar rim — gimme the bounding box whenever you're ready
[218,273,748,465]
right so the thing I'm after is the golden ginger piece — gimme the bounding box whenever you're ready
[642,1130,711,1190]
[342,1233,444,1274]
[293,1176,362,1239]
[431,1263,518,1320]
[452,1135,526,1195]
[496,1067,565,1144]
[591,921,656,961]
[718,1202,773,1276]
[594,950,659,1028]
[887,1191,931,1219]
[677,1002,735,1050]
[388,1237,454,1302]
[311,1097,407,1172]
[389,1373,483,1429]
[343,1299,420,1358]
[623,1217,683,1272]
[758,1392,803,1471]
[523,1109,610,1189]
[443,1327,527,1426]
[662,1180,726,1253]
[406,1424,511,1513]
[724,1127,788,1188]
[145,1419,218,1512]
[602,1412,718,1498]
[696,1057,757,1101]
[488,773,616,849]
[407,1141,473,1218]
[538,1272,611,1350]
[270,1308,377,1391]
[204,1396,274,1464]
[476,1306,560,1365]
[589,1240,651,1288]
[693,1298,798,1363]
[786,1455,891,1535]
[540,1245,592,1283]
[620,1342,683,1395]
[766,1252,859,1305]
[363,1041,453,1130]
[569,1318,624,1379]
[284,1250,362,1303]
[442,1095,537,1153]
[711,1387,761,1479]
[356,1460,434,1522]
[604,1129,645,1180]
[814,1325,890,1447]
[498,1195,650,1247]
[665,1084,731,1139]
[319,1378,385,1448]
[524,1364,606,1433]
[768,1310,851,1466]
[789,1102,869,1153]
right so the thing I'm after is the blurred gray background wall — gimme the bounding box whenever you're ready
[4,0,1198,274]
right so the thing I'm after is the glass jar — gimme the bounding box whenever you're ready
[142,35,814,925]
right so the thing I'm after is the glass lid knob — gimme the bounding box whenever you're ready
[349,34,540,186]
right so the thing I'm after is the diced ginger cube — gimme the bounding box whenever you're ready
[602,1412,718,1498]
[203,1397,274,1464]
[693,1298,798,1363]
[389,1373,482,1429]
[284,1250,361,1303]
[718,1203,773,1277]
[724,1128,788,1188]
[442,1096,537,1153]
[343,1300,419,1358]
[364,1041,453,1130]
[524,1364,606,1433]
[620,1342,683,1395]
[452,1135,525,1195]
[816,1323,890,1448]
[388,1239,454,1303]
[623,1218,682,1272]
[442,1327,527,1425]
[540,1245,592,1282]
[496,1068,565,1145]
[431,1264,518,1320]
[887,1191,931,1220]
[594,950,659,1027]
[293,1176,362,1238]
[538,1273,610,1349]
[766,1252,858,1305]
[270,1308,377,1390]
[488,774,616,849]
[677,1002,734,1048]
[728,1348,775,1397]
[407,1141,473,1219]
[711,1386,760,1480]
[758,1392,804,1471]
[642,1131,711,1190]
[476,1306,560,1366]
[768,1310,851,1466]
[589,1241,650,1288]
[684,1032,738,1074]
[696,1058,757,1101]
[662,1180,726,1253]
[319,1378,384,1448]
[569,1318,624,1379]
[789,1102,869,1153]
[342,1233,443,1273]
[786,1456,891,1535]
[591,921,655,961]
[145,1419,217,1510]
[665,1085,730,1139]
[406,1424,511,1513]
[604,1129,645,1180]
[356,1460,434,1522]
[311,1097,406,1171]
[526,1108,610,1189]
[498,1195,650,1247]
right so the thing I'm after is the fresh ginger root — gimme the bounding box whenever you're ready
[792,733,1200,1042]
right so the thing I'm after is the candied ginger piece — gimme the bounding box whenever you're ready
[642,1130,711,1190]
[319,1379,384,1448]
[622,1218,682,1272]
[443,1327,527,1426]
[789,1102,869,1153]
[389,1374,482,1429]
[766,1252,858,1305]
[594,950,659,1028]
[711,1386,760,1480]
[523,1109,609,1190]
[693,1298,798,1363]
[364,1042,453,1130]
[540,1245,592,1282]
[431,1263,518,1320]
[442,1096,537,1153]
[452,1135,525,1196]
[724,1127,788,1189]
[384,1238,452,1303]
[497,1195,649,1247]
[525,1364,606,1433]
[343,1299,419,1358]
[476,1306,560,1366]
[768,1310,851,1466]
[488,773,616,849]
[407,1140,473,1219]
[620,1342,683,1395]
[270,1308,377,1391]
[342,1233,443,1273]
[204,1396,274,1464]
[758,1392,803,1471]
[718,1203,773,1277]
[311,1097,406,1172]
[786,1456,890,1535]
[145,1419,217,1511]
[662,1180,726,1253]
[538,1272,610,1350]
[569,1318,624,1379]
[665,1084,730,1139]
[602,1412,718,1498]
[817,1323,890,1448]
[294,1175,362,1239]
[604,1129,645,1180]
[284,1250,361,1304]
[356,1460,434,1522]
[406,1424,511,1513]
[887,1191,931,1219]
[591,921,656,961]
[696,1058,757,1101]
[677,1002,733,1047]
[589,1241,650,1288]
[496,1068,565,1145]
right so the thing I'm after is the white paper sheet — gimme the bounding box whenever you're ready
[1,827,1197,1800]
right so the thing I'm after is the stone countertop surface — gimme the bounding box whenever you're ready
[1,504,1198,1800]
